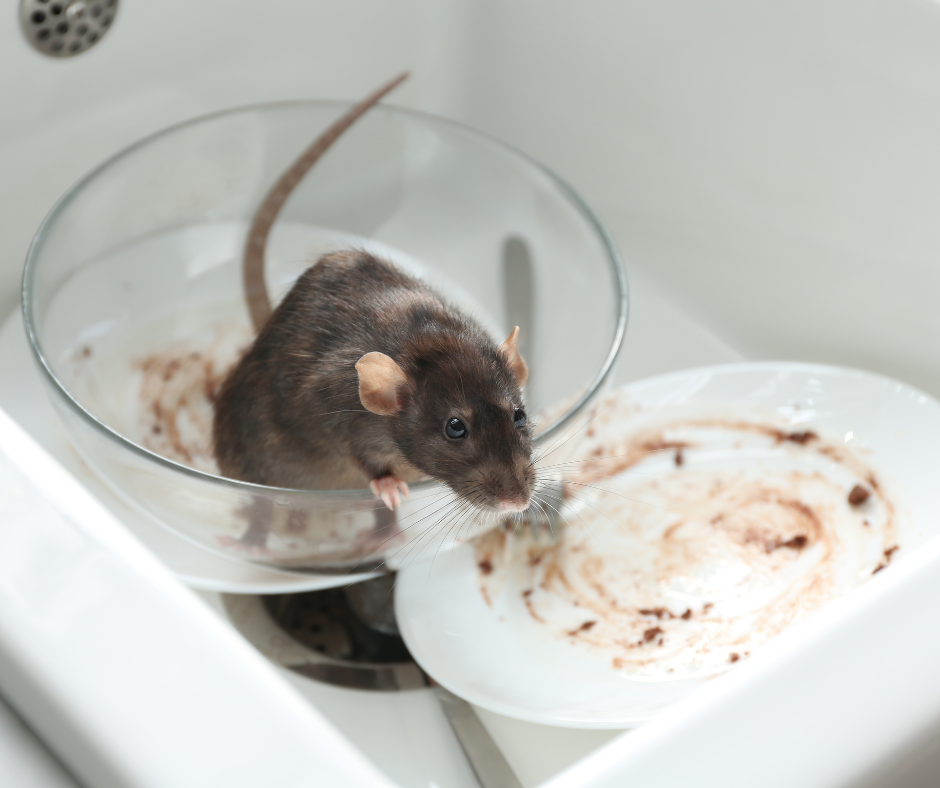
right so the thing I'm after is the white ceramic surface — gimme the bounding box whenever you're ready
[396,362,940,728]
[0,404,396,788]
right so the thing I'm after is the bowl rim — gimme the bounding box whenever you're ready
[21,98,629,498]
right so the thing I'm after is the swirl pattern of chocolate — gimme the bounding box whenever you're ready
[476,397,905,679]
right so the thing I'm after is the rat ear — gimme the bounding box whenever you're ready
[356,352,408,416]
[499,326,529,387]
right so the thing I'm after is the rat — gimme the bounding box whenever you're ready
[212,73,536,521]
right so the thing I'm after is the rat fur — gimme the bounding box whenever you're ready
[214,250,535,511]
[212,74,535,514]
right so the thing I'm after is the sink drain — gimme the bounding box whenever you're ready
[20,0,118,58]
[222,576,426,692]
[262,583,411,665]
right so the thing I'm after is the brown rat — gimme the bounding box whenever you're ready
[212,74,536,517]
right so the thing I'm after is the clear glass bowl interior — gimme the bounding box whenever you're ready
[23,101,627,571]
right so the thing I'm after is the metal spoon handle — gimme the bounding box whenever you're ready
[432,683,524,788]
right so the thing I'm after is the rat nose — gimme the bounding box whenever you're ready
[499,496,530,513]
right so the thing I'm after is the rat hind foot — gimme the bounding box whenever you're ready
[370,474,410,510]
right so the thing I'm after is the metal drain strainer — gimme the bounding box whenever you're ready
[20,0,118,58]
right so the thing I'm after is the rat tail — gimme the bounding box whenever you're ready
[243,71,410,332]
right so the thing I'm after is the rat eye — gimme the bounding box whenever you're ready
[514,408,527,428]
[445,418,468,439]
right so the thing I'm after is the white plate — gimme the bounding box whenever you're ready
[0,309,377,593]
[395,363,940,728]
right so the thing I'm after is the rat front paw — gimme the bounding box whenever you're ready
[370,474,410,510]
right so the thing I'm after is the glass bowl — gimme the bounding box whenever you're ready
[22,100,627,572]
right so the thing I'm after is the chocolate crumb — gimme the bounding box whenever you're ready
[643,626,663,643]
[848,485,870,506]
[681,609,692,620]
[567,620,597,637]
[729,653,740,663]
[522,588,533,598]
[785,431,817,445]
[478,559,493,575]
[884,546,899,560]
[658,637,664,646]
[638,607,671,619]
[703,603,714,613]
[873,563,886,574]
[863,520,871,527]
[80,345,92,358]
[674,448,684,467]
[780,534,808,550]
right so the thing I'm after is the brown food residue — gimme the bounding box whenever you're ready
[784,431,817,445]
[567,620,597,637]
[643,626,663,643]
[521,587,545,623]
[848,484,871,506]
[473,398,904,679]
[135,346,234,472]
[778,534,808,550]
[874,546,899,575]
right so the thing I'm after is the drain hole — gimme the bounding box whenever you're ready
[22,0,119,56]
[263,583,411,665]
